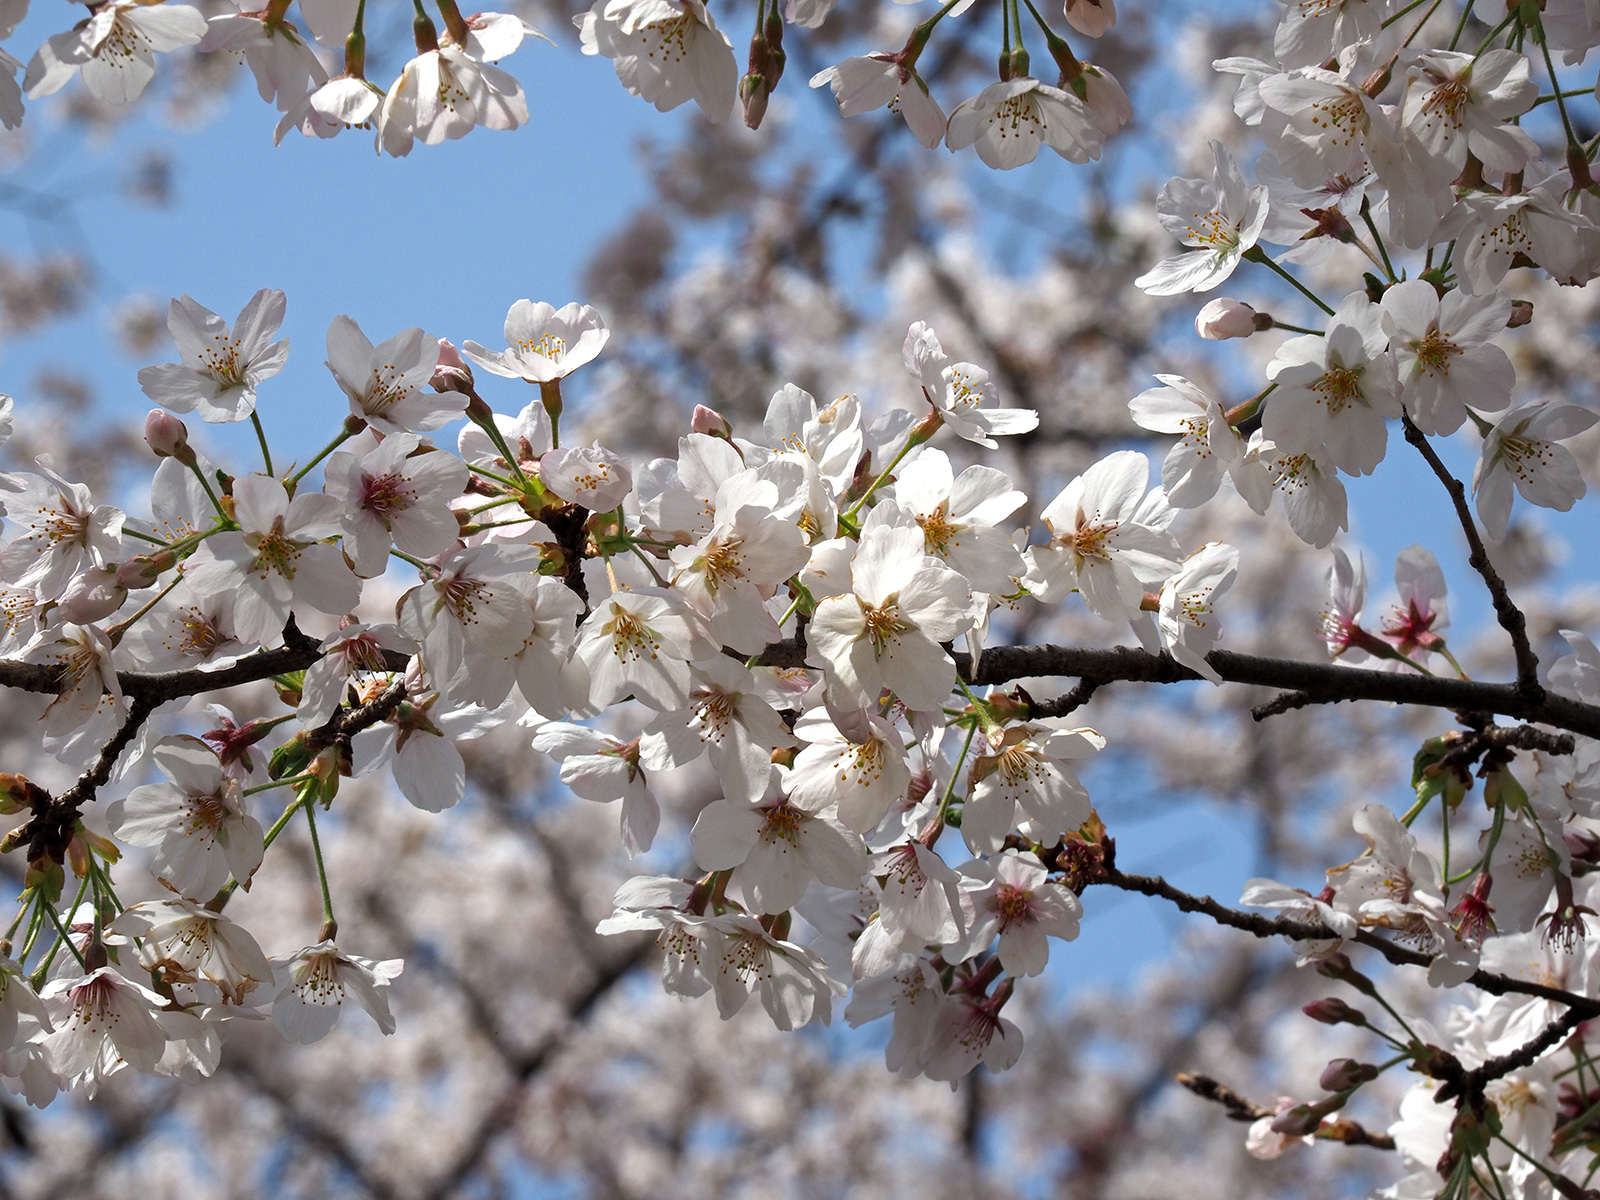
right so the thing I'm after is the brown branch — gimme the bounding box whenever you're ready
[1034,676,1104,718]
[1435,1008,1586,1104]
[750,639,1600,738]
[1177,1072,1397,1150]
[1402,415,1542,701]
[1090,864,1600,1020]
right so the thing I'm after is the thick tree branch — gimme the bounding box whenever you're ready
[1402,415,1542,701]
[750,640,1600,737]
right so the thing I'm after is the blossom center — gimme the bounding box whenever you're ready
[360,471,416,523]
[992,884,1034,930]
[1413,329,1460,376]
[760,802,806,845]
[918,506,956,555]
[609,609,662,663]
[1311,365,1365,412]
[249,525,302,580]
[861,601,909,652]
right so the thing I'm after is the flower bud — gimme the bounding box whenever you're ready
[56,567,127,624]
[692,404,734,440]
[1302,997,1367,1026]
[144,409,193,463]
[1507,299,1534,328]
[1063,0,1115,36]
[431,338,475,394]
[1195,297,1259,340]
[1319,1058,1378,1092]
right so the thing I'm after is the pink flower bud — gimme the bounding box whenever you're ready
[691,404,733,440]
[1302,997,1367,1026]
[431,338,475,394]
[1319,1058,1377,1092]
[1062,0,1115,36]
[1507,299,1534,328]
[144,409,190,459]
[1195,298,1259,340]
[114,557,162,589]
[56,567,127,624]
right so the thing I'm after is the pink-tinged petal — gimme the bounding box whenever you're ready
[690,800,763,870]
[394,732,466,812]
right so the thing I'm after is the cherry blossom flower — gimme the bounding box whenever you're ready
[1402,50,1539,175]
[871,843,965,955]
[1242,434,1349,548]
[464,300,610,384]
[1380,545,1448,663]
[351,678,503,812]
[107,735,264,898]
[1158,541,1240,683]
[1272,0,1390,70]
[25,1,206,106]
[890,449,1026,596]
[1240,877,1357,962]
[25,622,126,764]
[323,433,468,577]
[115,581,249,673]
[1438,184,1598,295]
[1136,141,1268,295]
[531,720,666,856]
[1379,280,1515,436]
[0,466,125,600]
[40,967,169,1092]
[922,990,1024,1082]
[809,56,945,148]
[1257,64,1391,189]
[1327,803,1448,953]
[396,543,538,694]
[784,709,912,834]
[199,10,327,114]
[269,942,403,1044]
[183,474,359,647]
[577,0,738,124]
[690,793,869,915]
[901,322,1038,446]
[137,290,289,423]
[955,851,1082,977]
[806,513,974,713]
[1262,291,1400,477]
[946,77,1107,170]
[1320,546,1370,662]
[324,316,464,434]
[378,43,531,158]
[1127,375,1249,508]
[1029,450,1181,621]
[1472,402,1599,541]
[962,721,1104,854]
[110,899,274,1006]
[0,958,47,1058]
[573,588,701,711]
[297,621,416,729]
[668,469,809,651]
[845,957,946,1076]
[645,658,793,806]
[701,912,842,1029]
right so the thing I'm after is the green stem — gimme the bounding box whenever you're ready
[41,899,88,973]
[187,459,227,521]
[846,434,921,519]
[1399,0,1445,47]
[303,797,336,934]
[106,574,183,642]
[1271,320,1323,336]
[250,412,275,478]
[288,426,359,486]
[391,548,432,570]
[1447,0,1476,49]
[1243,247,1336,316]
[243,771,319,796]
[936,720,981,825]
[1380,0,1432,26]
[1360,202,1398,282]
[470,414,530,486]
[1534,19,1583,156]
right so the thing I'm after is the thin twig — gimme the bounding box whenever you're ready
[1402,415,1542,701]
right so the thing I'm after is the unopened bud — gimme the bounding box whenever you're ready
[1303,997,1367,1026]
[741,72,772,130]
[1062,0,1115,36]
[1314,951,1376,995]
[56,567,127,624]
[144,409,193,463]
[431,338,475,394]
[1195,297,1258,340]
[1507,299,1534,328]
[115,555,166,590]
[692,404,734,440]
[1320,1058,1379,1092]
[1269,1104,1323,1137]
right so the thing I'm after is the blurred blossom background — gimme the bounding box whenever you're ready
[0,0,1595,1195]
